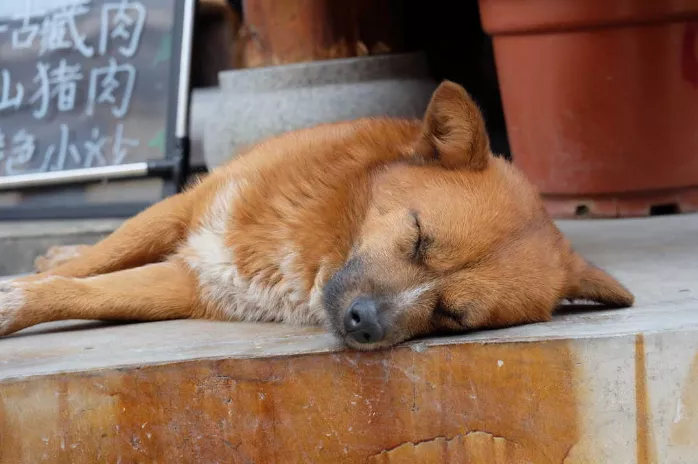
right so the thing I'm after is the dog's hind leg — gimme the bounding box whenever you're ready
[31,191,195,279]
[0,260,206,336]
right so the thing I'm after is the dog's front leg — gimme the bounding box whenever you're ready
[33,190,196,280]
[0,261,205,336]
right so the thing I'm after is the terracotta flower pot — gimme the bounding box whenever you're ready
[479,0,698,218]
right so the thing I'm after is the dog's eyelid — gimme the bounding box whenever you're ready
[411,212,422,236]
[433,298,463,325]
[409,211,428,262]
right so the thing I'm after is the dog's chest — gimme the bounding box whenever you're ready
[181,181,326,325]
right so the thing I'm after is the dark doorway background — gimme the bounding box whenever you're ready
[402,0,511,160]
[221,0,511,160]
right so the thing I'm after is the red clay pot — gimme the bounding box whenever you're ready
[479,0,698,218]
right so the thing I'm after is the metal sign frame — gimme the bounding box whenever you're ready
[0,0,197,220]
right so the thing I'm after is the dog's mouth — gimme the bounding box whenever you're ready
[342,334,402,351]
[323,297,413,351]
[321,259,418,350]
[326,320,409,351]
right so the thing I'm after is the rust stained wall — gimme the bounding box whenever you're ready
[367,431,533,463]
[671,352,698,447]
[0,341,579,464]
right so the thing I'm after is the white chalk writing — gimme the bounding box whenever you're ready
[83,127,107,167]
[1,0,152,175]
[0,69,24,112]
[39,3,95,57]
[6,129,37,175]
[99,0,146,57]
[29,60,84,119]
[12,15,39,49]
[11,4,94,57]
[82,125,139,167]
[40,124,82,171]
[86,58,135,118]
[111,123,139,164]
[0,125,140,174]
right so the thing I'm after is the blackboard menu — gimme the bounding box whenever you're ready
[0,0,192,219]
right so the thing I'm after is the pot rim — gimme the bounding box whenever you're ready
[478,0,698,36]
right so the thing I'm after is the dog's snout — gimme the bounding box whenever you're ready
[344,296,384,344]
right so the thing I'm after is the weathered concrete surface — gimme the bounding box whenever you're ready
[0,213,697,463]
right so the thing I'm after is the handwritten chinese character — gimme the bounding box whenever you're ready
[86,58,135,118]
[5,130,37,175]
[83,128,107,168]
[99,0,146,57]
[30,60,84,119]
[11,15,40,50]
[38,4,94,57]
[111,123,139,164]
[40,124,82,172]
[0,69,24,112]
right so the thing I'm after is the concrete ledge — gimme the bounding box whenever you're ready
[0,219,124,275]
[1,214,697,463]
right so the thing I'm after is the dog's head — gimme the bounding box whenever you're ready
[323,81,634,350]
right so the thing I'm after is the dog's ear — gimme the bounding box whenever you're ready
[414,80,490,170]
[565,252,635,307]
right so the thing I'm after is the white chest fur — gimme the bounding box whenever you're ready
[181,181,326,326]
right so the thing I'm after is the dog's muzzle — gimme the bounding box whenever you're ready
[343,296,384,344]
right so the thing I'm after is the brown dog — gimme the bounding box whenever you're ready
[0,81,633,349]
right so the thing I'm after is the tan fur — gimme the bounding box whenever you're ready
[1,82,634,349]
[34,245,91,273]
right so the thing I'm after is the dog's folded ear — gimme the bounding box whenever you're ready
[565,252,635,308]
[414,80,491,170]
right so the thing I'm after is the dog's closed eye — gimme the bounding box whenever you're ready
[410,211,433,263]
[433,299,463,326]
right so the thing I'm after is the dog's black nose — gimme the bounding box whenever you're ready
[344,296,384,344]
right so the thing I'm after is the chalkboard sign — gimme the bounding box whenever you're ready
[0,0,195,219]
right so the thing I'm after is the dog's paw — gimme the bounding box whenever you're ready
[0,280,24,336]
[34,245,90,273]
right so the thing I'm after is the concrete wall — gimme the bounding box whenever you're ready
[1,327,697,463]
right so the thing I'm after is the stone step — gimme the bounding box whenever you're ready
[1,213,697,462]
[0,219,123,275]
